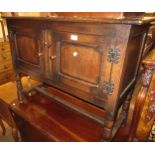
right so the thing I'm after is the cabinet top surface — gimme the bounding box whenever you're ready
[3,16,155,25]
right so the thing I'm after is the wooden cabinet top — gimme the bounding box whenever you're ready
[3,15,155,25]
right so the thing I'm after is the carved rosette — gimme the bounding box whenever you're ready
[103,81,114,95]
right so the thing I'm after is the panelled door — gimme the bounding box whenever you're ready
[9,22,45,78]
[47,30,108,108]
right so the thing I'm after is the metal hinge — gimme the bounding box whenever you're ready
[108,48,121,64]
[103,81,114,95]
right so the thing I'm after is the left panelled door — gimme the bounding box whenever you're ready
[8,20,45,79]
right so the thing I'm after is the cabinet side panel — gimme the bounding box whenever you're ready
[119,25,148,99]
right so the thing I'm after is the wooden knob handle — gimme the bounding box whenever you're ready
[38,52,43,57]
[44,42,52,48]
[50,55,57,60]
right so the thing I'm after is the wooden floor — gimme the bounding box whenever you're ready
[0,120,14,142]
[0,77,40,103]
[0,77,40,142]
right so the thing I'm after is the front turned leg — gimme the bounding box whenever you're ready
[121,91,133,126]
[102,119,114,141]
[16,73,24,103]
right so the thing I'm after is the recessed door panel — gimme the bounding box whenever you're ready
[60,42,100,85]
[10,26,45,78]
[16,34,39,65]
[46,30,107,107]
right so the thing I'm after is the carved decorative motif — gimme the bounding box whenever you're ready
[149,103,155,113]
[142,68,154,87]
[145,103,155,122]
[103,81,114,95]
[145,91,155,122]
[108,48,120,64]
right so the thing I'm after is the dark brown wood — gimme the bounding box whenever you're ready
[10,92,104,142]
[122,91,134,126]
[31,85,105,125]
[128,49,155,141]
[52,12,146,19]
[143,27,154,58]
[0,98,19,141]
[4,13,155,141]
[3,13,155,25]
[0,115,6,135]
[0,98,13,127]
[16,73,24,104]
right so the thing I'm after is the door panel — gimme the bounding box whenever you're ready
[11,28,45,78]
[15,34,39,65]
[48,31,106,103]
[60,42,100,85]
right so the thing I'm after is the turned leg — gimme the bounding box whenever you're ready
[16,73,24,103]
[102,118,114,141]
[122,91,133,126]
[0,117,6,136]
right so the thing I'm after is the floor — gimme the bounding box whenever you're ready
[0,77,40,142]
[0,120,14,142]
[0,77,39,103]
